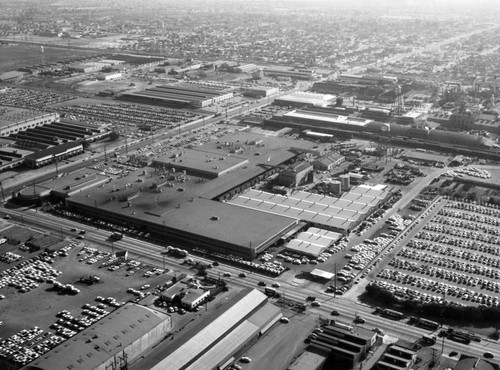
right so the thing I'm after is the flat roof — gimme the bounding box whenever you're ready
[284,110,373,127]
[288,351,328,370]
[40,168,107,195]
[310,269,335,279]
[276,92,334,106]
[151,289,267,370]
[404,150,448,162]
[161,198,297,251]
[26,303,169,370]
[153,148,248,177]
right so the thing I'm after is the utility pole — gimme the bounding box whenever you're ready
[0,181,5,203]
[53,154,59,177]
[104,146,107,162]
[32,181,37,212]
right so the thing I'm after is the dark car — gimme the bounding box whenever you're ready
[484,352,494,359]
[354,316,365,324]
[330,310,340,316]
[257,281,266,286]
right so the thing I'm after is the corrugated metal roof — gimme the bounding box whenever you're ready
[151,289,267,370]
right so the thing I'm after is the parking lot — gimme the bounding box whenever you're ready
[0,226,172,367]
[374,196,500,307]
[0,87,77,110]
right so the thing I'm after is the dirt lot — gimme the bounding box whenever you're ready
[0,44,99,74]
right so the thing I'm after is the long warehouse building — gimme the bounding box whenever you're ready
[121,85,233,108]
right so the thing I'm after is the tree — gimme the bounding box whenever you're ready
[109,131,120,141]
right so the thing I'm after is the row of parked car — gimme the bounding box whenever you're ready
[378,265,499,307]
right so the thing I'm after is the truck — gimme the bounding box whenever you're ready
[330,321,353,332]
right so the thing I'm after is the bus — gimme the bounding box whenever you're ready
[416,318,440,330]
[381,309,404,320]
[448,333,471,345]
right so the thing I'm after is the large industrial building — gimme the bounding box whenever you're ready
[152,149,249,178]
[23,303,171,370]
[264,68,319,80]
[149,289,282,370]
[274,92,335,108]
[0,106,59,137]
[229,185,392,233]
[121,85,234,108]
[66,195,298,260]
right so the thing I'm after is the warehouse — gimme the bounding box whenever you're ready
[24,303,171,370]
[24,142,84,168]
[403,150,447,166]
[0,106,59,136]
[274,92,335,108]
[121,85,234,108]
[149,289,282,370]
[229,185,391,233]
[66,195,298,260]
[264,68,319,80]
[242,86,279,98]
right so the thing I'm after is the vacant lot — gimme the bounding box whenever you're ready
[0,44,98,74]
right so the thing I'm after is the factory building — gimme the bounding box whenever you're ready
[277,161,314,186]
[274,92,335,108]
[152,149,249,179]
[24,142,84,168]
[66,196,298,260]
[242,86,279,98]
[0,107,59,137]
[23,303,172,370]
[233,64,259,74]
[149,289,283,370]
[230,185,392,234]
[121,85,233,108]
[97,72,122,80]
[312,153,345,171]
[264,68,319,80]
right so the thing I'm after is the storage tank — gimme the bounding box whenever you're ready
[328,180,341,195]
[339,174,350,189]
